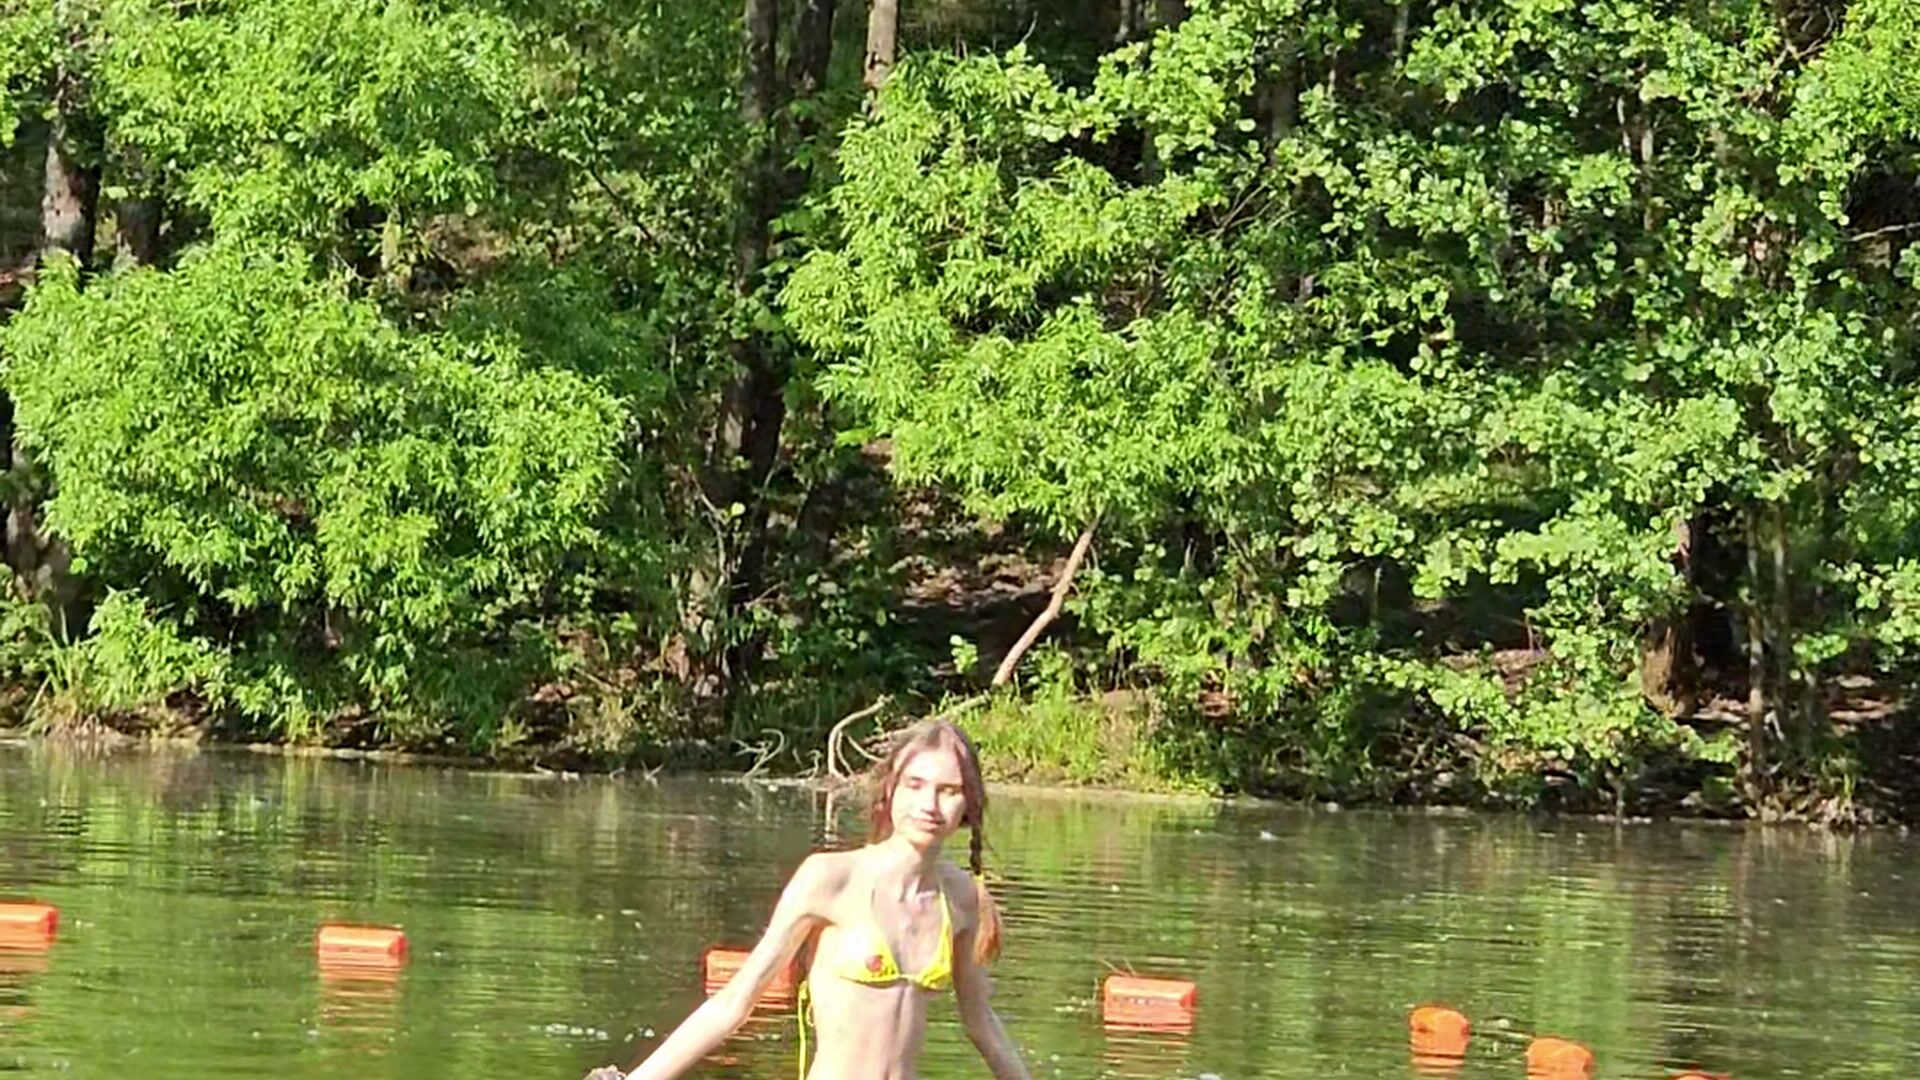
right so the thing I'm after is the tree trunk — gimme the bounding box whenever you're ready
[1640,516,1696,716]
[1640,618,1691,717]
[115,196,162,267]
[779,0,838,204]
[1801,471,1832,740]
[692,0,849,705]
[1392,0,1414,63]
[1769,499,1798,748]
[1741,507,1769,811]
[1263,37,1299,147]
[13,1,97,636]
[786,0,837,99]
[111,145,164,269]
[694,0,786,704]
[736,0,779,289]
[41,120,100,270]
[41,156,99,271]
[726,0,783,493]
[863,0,898,94]
[714,0,782,504]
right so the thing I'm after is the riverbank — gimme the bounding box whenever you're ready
[6,675,1915,829]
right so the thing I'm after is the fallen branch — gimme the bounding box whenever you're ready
[826,696,889,782]
[823,691,994,786]
[927,692,988,724]
[1850,221,1920,244]
[992,518,1098,687]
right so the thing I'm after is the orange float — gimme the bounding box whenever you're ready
[1101,974,1197,1031]
[315,925,408,968]
[1526,1036,1595,1078]
[0,903,58,944]
[701,947,796,1010]
[1408,1004,1470,1068]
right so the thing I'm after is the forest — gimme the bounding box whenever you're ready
[2,0,1919,822]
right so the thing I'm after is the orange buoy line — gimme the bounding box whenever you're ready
[0,902,58,944]
[1399,1011,1737,1080]
[700,947,796,1011]
[1526,1036,1596,1079]
[1100,974,1196,1032]
[316,924,408,967]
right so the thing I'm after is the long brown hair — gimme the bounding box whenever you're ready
[866,718,1004,964]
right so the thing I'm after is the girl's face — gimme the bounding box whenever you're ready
[888,743,969,850]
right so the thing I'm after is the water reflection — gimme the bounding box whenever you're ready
[0,743,1918,1078]
[1100,1028,1193,1080]
[317,967,401,1042]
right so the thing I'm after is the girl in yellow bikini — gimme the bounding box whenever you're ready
[585,719,1033,1080]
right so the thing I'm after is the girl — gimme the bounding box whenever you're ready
[587,719,1033,1080]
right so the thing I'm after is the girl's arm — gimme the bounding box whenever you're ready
[594,854,833,1080]
[952,893,1033,1080]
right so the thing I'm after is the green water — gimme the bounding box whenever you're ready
[1,744,1917,1079]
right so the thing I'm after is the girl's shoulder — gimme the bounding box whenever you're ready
[796,847,862,884]
[783,848,861,908]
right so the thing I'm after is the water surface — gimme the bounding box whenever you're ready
[1,744,1916,1078]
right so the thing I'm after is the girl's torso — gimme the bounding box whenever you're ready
[798,855,966,1080]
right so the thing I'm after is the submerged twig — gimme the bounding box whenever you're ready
[737,727,787,778]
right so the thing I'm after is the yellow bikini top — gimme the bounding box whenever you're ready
[794,879,961,1080]
[825,885,954,992]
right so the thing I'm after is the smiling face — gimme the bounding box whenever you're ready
[886,743,969,851]
[866,720,989,855]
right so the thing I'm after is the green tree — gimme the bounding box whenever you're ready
[788,0,1920,814]
[0,246,626,734]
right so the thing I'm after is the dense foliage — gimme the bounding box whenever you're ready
[3,0,1919,820]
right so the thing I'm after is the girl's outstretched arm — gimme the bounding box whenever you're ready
[951,887,1033,1080]
[588,854,833,1080]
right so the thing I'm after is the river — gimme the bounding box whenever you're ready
[1,744,1915,1078]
